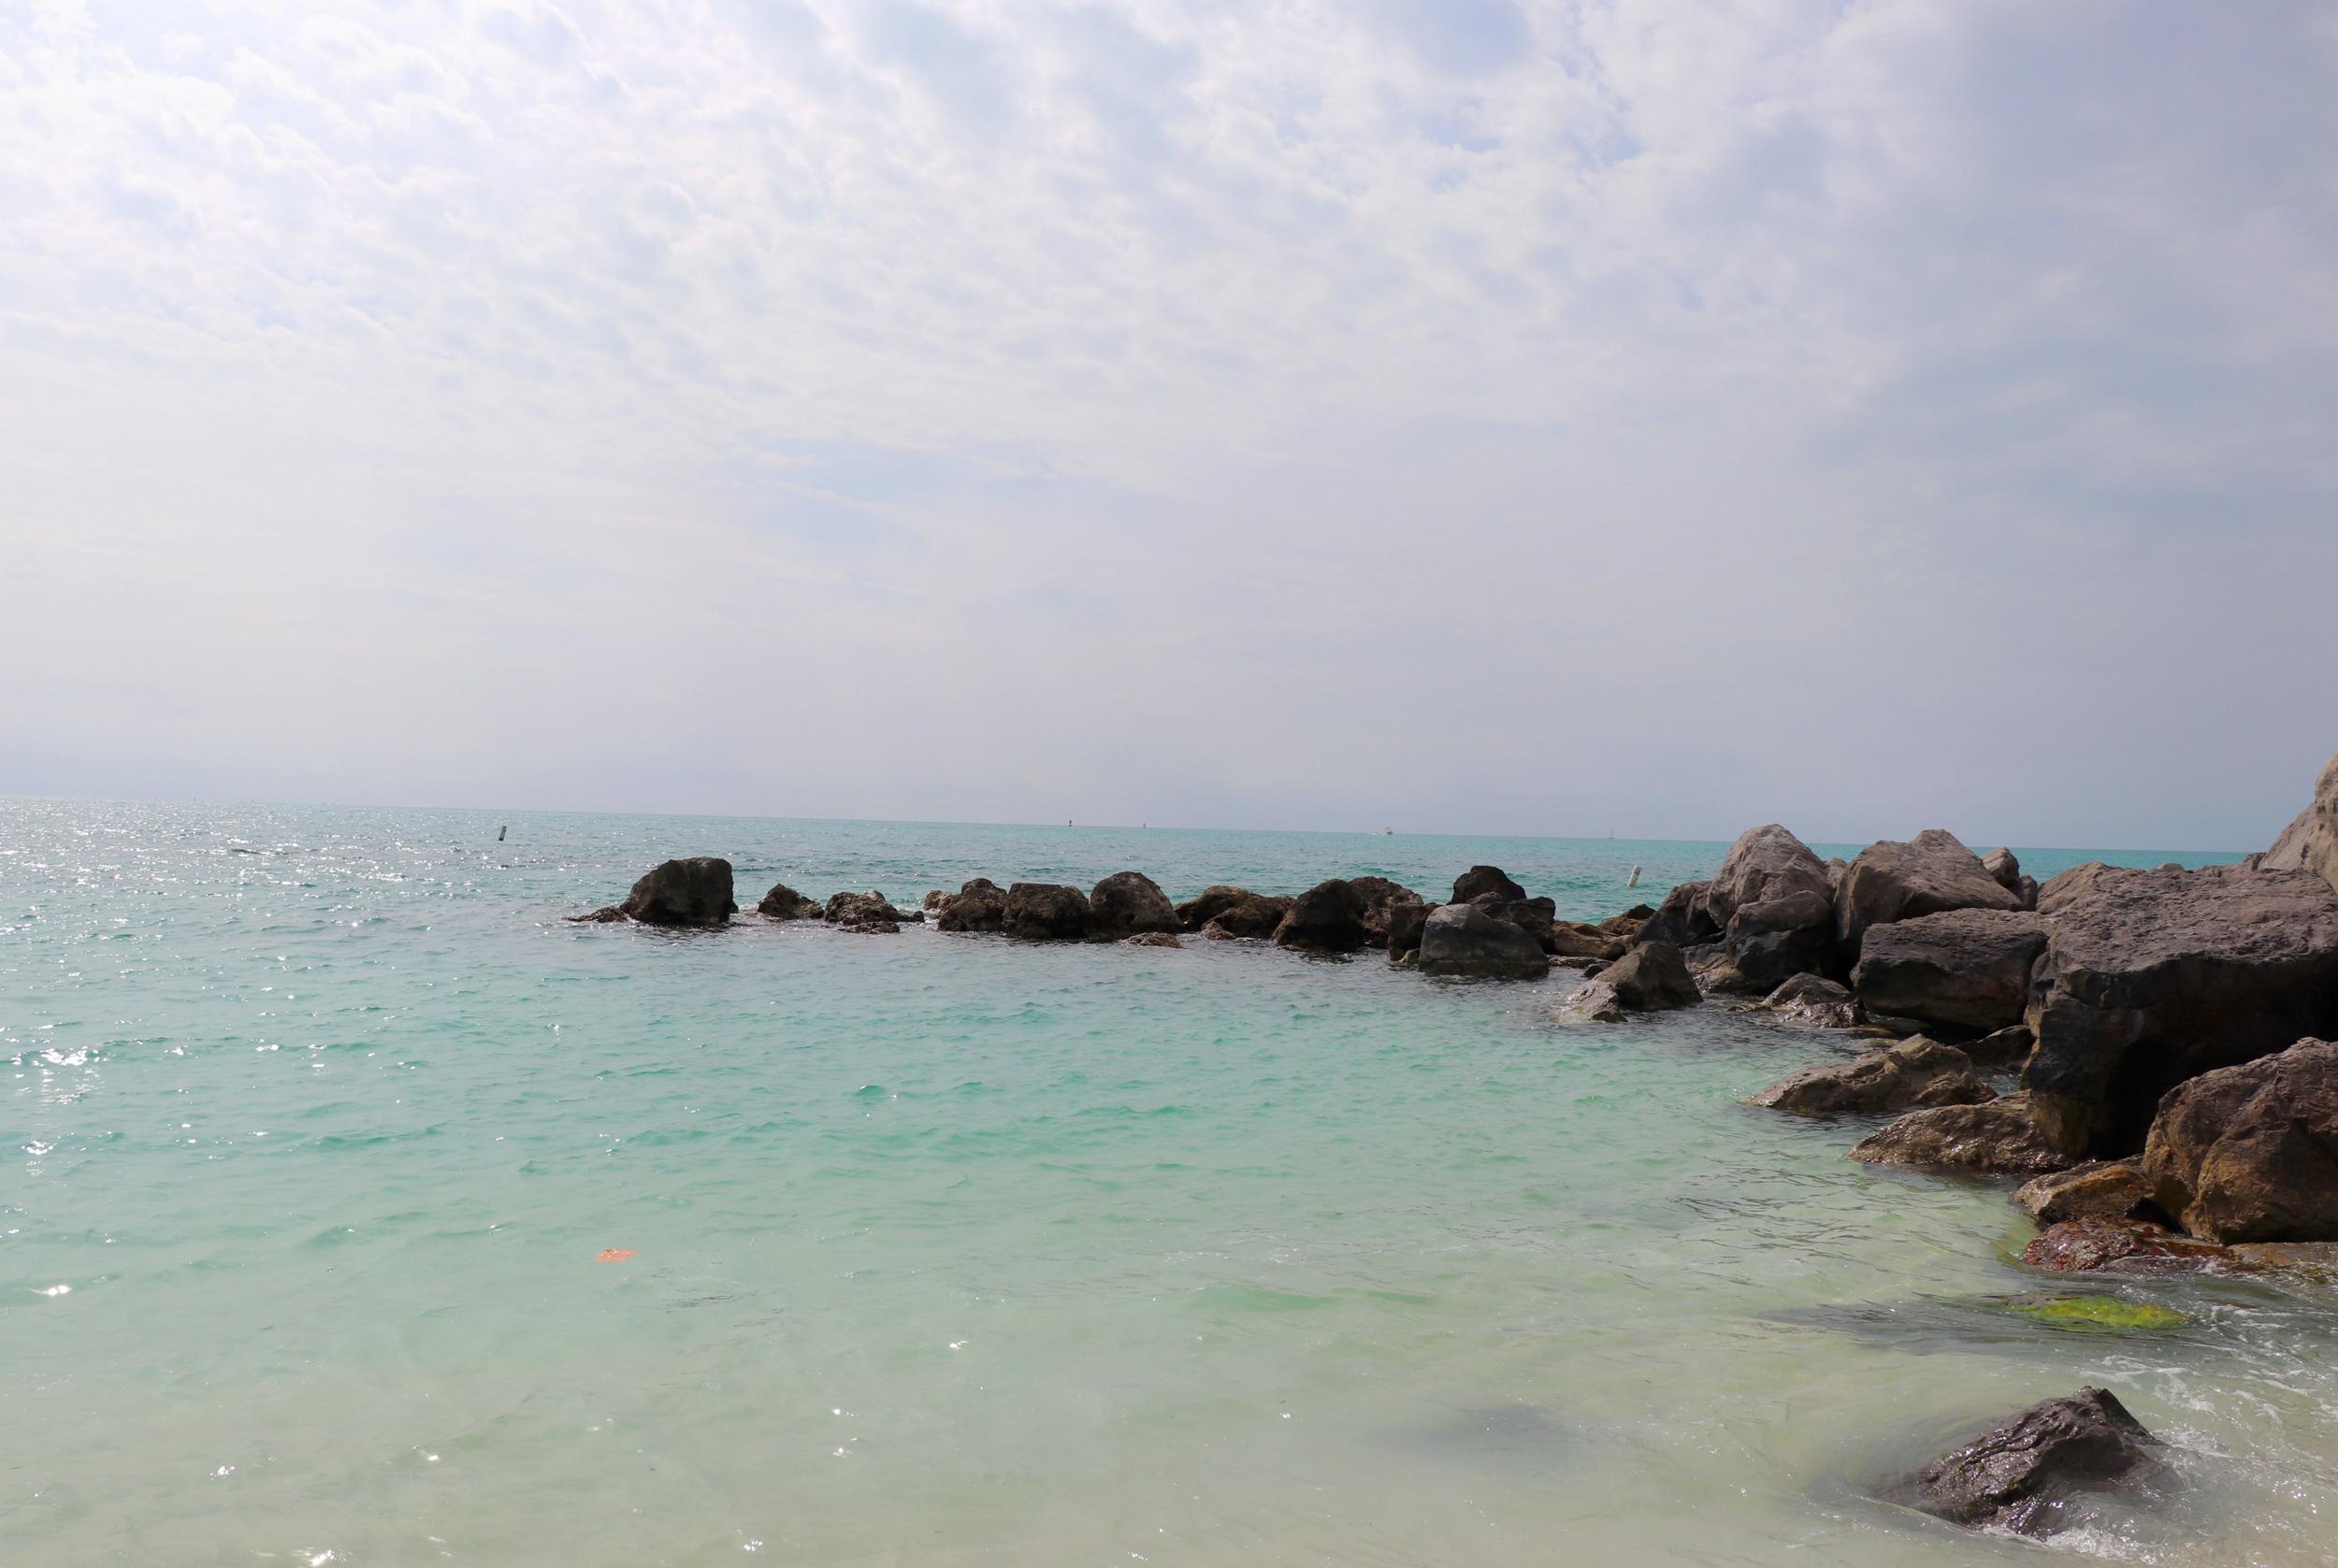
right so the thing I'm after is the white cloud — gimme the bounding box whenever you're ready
[2,0,2334,844]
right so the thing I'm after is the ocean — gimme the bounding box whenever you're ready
[6,799,2331,1567]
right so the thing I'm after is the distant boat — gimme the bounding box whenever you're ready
[1382,827,1393,836]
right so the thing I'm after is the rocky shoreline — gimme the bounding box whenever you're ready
[570,745,2338,1541]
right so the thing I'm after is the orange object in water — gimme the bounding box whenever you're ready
[596,1248,638,1263]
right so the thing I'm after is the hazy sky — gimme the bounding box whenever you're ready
[5,1,2335,847]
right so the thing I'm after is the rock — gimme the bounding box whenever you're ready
[2024,863,2338,1158]
[574,857,735,927]
[1887,1388,2166,1538]
[1175,885,1258,932]
[2012,1161,2153,1226]
[826,890,919,926]
[1966,1023,2035,1070]
[570,905,627,923]
[1416,903,1551,980]
[935,878,1008,932]
[1549,920,1626,960]
[1758,972,1859,1029]
[1201,894,1290,940]
[1088,870,1180,940]
[1452,865,1526,903]
[1983,846,2041,911]
[1472,895,1559,952]
[1384,901,1435,960]
[1349,876,1429,945]
[1851,909,2048,1032]
[2022,1216,2243,1274]
[2259,750,2338,891]
[1273,879,1370,953]
[839,917,901,935]
[757,882,823,920]
[921,888,950,912]
[2140,1038,2338,1243]
[1748,1037,1993,1116]
[1122,931,1182,948]
[1567,942,1699,1020]
[1849,1093,2074,1175]
[1003,883,1090,941]
[1634,880,1719,951]
[1835,829,2023,960]
[1705,826,1838,987]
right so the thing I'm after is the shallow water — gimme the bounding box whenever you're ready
[6,801,2330,1567]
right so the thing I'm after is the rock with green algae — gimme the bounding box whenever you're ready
[1990,1294,2189,1332]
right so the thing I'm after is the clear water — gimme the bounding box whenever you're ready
[7,800,2330,1568]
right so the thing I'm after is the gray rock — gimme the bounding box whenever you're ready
[1835,829,2023,960]
[1851,909,2049,1032]
[1568,942,1699,1020]
[1634,879,1719,950]
[1849,1092,2074,1175]
[1887,1388,2167,1538]
[2025,863,2338,1158]
[1003,883,1090,941]
[1417,903,1551,980]
[1705,827,1837,987]
[1749,1037,1993,1116]
[1088,870,1180,940]
[1384,900,1435,960]
[2142,1038,2338,1243]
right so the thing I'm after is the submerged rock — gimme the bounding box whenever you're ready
[1451,865,1526,904]
[2012,1161,2153,1226]
[1835,829,2022,961]
[1121,930,1182,949]
[1758,972,1859,1029]
[935,878,1008,932]
[1886,1388,2166,1538]
[2024,863,2338,1158]
[2022,1217,2244,1275]
[1748,1037,1992,1117]
[1087,870,1180,940]
[572,857,736,927]
[1003,883,1090,941]
[838,917,901,935]
[1417,903,1551,980]
[2141,1037,2338,1243]
[1850,1093,2073,1175]
[1273,879,1370,953]
[1851,909,2048,1032]
[757,881,823,920]
[1567,942,1699,1020]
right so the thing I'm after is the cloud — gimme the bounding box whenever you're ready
[0,0,2333,846]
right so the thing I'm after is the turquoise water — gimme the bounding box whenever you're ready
[6,800,2330,1567]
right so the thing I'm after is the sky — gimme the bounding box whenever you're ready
[4,0,2336,849]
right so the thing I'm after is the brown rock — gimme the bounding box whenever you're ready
[1121,931,1182,948]
[1849,1092,2073,1175]
[2011,1160,2152,1225]
[2022,1216,2242,1274]
[2259,748,2338,893]
[1568,942,1699,1020]
[1175,885,1259,932]
[757,881,823,920]
[936,878,1007,932]
[1088,870,1180,940]
[1835,829,2022,960]
[1749,1037,1993,1116]
[573,857,736,927]
[1851,909,2048,1032]
[1204,894,1291,940]
[1451,865,1526,903]
[1003,883,1090,941]
[1273,879,1370,953]
[1758,972,1858,1029]
[1349,876,1429,945]
[2140,1038,2338,1243]
[826,890,919,926]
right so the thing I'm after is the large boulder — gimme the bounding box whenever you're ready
[1003,883,1090,941]
[1758,972,1859,1029]
[1885,1388,2166,1538]
[1202,894,1291,940]
[1088,871,1179,940]
[1748,1037,1992,1116]
[2259,748,2338,892]
[1273,880,1370,953]
[1349,876,1429,945]
[1707,826,1833,929]
[575,857,735,927]
[2021,1216,2243,1275]
[1851,909,2048,1032]
[1633,880,1719,951]
[1416,903,1551,980]
[1983,846,2040,910]
[2012,1160,2153,1226]
[1452,865,1526,904]
[2141,1038,2338,1243]
[1175,885,1256,932]
[1567,942,1699,1020]
[756,881,823,920]
[826,889,919,925]
[2023,863,2338,1158]
[935,878,1007,932]
[1472,895,1559,952]
[1723,888,1838,991]
[1548,920,1628,961]
[1834,829,2023,961]
[1849,1093,2073,1175]
[1384,901,1435,960]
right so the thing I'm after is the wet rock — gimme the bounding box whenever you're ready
[1385,900,1435,960]
[572,857,736,927]
[2024,863,2338,1158]
[1851,909,2048,1032]
[826,890,920,926]
[1121,931,1182,949]
[757,882,824,920]
[1548,920,1627,960]
[935,878,1008,933]
[1634,880,1719,951]
[1708,825,1839,988]
[1175,885,1258,932]
[1088,870,1180,940]
[1417,903,1551,980]
[1887,1387,2166,1537]
[1003,883,1090,941]
[1850,1093,2074,1175]
[1749,1037,1993,1116]
[1758,972,1858,1029]
[1202,894,1291,940]
[2258,748,2338,892]
[1350,876,1429,946]
[2022,1216,2243,1274]
[2141,1037,2338,1243]
[839,917,901,935]
[1966,1023,2035,1070]
[1835,829,2022,961]
[1567,942,1699,1020]
[1451,865,1526,904]
[1273,879,1370,953]
[2012,1161,2153,1226]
